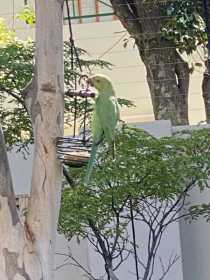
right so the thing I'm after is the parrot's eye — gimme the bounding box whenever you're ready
[95,79,100,83]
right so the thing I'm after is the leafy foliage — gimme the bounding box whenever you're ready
[16,5,35,26]
[59,126,210,278]
[59,127,210,236]
[161,0,207,54]
[190,203,210,222]
[0,19,15,45]
[0,40,34,149]
[0,41,34,90]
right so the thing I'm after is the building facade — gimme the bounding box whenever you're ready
[1,0,207,124]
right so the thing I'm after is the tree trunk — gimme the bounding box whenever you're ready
[25,0,64,279]
[202,60,210,122]
[137,42,189,125]
[0,0,64,279]
[110,0,190,126]
[0,127,43,279]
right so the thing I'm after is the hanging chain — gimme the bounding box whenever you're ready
[65,0,89,141]
[65,0,82,72]
[66,0,78,137]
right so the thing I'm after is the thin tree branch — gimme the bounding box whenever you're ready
[0,86,27,110]
[55,251,97,280]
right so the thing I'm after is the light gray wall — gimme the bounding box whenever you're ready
[179,188,210,280]
[173,124,210,280]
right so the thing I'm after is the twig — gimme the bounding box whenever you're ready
[55,251,97,280]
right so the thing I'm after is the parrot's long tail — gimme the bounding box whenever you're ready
[85,143,98,184]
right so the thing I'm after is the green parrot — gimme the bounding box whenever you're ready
[85,74,120,183]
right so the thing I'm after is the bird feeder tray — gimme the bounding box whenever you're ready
[56,136,91,167]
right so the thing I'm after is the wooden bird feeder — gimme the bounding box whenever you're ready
[56,82,95,167]
[57,136,91,167]
[56,86,95,167]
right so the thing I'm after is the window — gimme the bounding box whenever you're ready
[63,0,115,24]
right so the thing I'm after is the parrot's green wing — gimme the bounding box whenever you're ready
[91,109,104,145]
[96,95,119,145]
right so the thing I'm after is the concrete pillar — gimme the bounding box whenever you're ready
[174,125,210,280]
[179,187,210,280]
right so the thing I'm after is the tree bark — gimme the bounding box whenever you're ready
[138,43,189,125]
[0,128,43,279]
[0,0,64,279]
[110,0,190,125]
[25,0,64,279]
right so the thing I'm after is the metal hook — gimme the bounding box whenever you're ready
[78,74,90,89]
